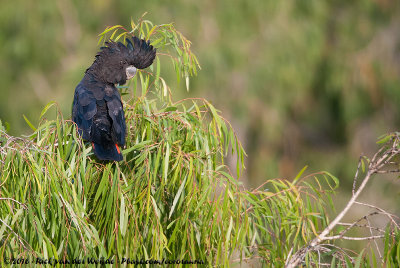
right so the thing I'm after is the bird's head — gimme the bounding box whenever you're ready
[87,36,156,85]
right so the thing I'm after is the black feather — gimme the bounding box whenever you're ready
[128,36,157,69]
[72,36,156,161]
[126,38,134,51]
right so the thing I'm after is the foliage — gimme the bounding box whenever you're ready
[1,19,400,267]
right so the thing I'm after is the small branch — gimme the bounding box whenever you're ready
[323,235,385,241]
[354,201,400,229]
[375,169,400,174]
[367,217,382,259]
[338,222,386,234]
[335,212,379,238]
[0,198,28,209]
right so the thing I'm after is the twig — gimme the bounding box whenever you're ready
[0,198,28,209]
[375,169,400,173]
[334,212,379,238]
[338,222,386,234]
[354,201,400,229]
[367,217,382,259]
[323,235,385,240]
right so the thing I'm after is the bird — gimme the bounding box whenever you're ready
[72,36,156,161]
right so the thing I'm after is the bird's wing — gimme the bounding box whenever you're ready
[72,82,97,140]
[105,85,126,146]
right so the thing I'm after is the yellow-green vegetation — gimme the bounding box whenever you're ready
[1,20,400,267]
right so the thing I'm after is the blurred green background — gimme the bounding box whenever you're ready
[1,0,400,207]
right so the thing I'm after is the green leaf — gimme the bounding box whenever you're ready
[293,165,308,183]
[98,25,122,36]
[119,194,126,235]
[354,249,365,268]
[40,101,57,119]
[23,114,37,131]
[164,142,170,182]
[169,175,187,219]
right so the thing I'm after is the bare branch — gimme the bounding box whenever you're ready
[335,212,379,238]
[354,201,400,229]
[367,217,382,259]
[338,222,386,234]
[0,198,28,209]
[323,235,385,240]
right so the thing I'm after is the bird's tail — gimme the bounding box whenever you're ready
[92,142,123,161]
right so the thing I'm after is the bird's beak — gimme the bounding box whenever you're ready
[126,66,137,80]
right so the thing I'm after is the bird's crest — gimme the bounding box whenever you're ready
[87,36,156,84]
[98,36,156,69]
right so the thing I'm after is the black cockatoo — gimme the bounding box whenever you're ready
[72,36,156,161]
